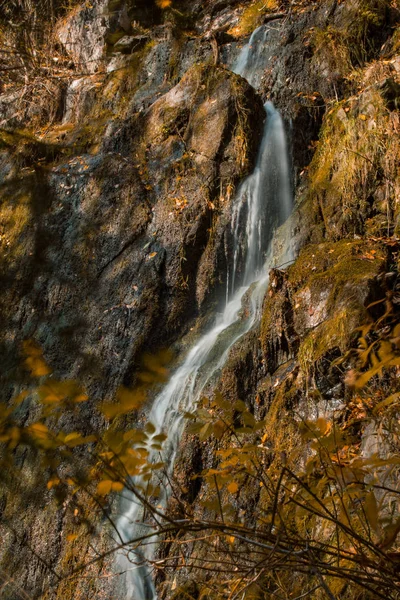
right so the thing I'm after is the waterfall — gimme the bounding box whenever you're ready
[115,32,293,600]
[232,25,275,89]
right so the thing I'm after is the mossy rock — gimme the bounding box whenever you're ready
[305,83,399,241]
[289,239,387,370]
[261,239,388,380]
[229,0,281,38]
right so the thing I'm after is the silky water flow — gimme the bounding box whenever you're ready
[115,30,293,600]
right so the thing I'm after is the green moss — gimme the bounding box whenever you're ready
[42,41,154,154]
[289,240,377,289]
[297,308,354,371]
[390,26,400,55]
[310,26,353,79]
[167,37,185,83]
[259,378,302,474]
[170,581,199,600]
[344,0,387,65]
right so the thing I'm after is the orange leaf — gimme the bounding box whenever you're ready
[227,482,239,494]
[97,480,113,496]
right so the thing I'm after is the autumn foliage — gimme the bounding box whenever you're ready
[1,300,399,599]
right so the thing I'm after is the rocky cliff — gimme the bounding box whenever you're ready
[0,0,400,599]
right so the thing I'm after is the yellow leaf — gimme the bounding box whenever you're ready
[47,477,60,490]
[148,252,158,259]
[118,386,146,411]
[38,383,61,404]
[23,340,52,377]
[13,391,29,405]
[111,481,124,492]
[140,352,171,383]
[379,518,400,549]
[145,422,156,435]
[359,114,367,120]
[63,433,96,447]
[66,534,78,542]
[100,387,146,419]
[26,356,52,377]
[316,417,330,436]
[29,422,49,436]
[64,432,82,445]
[393,323,400,337]
[74,393,88,403]
[97,480,113,496]
[5,426,21,448]
[227,481,239,494]
[27,422,55,449]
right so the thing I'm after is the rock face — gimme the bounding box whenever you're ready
[1,65,263,402]
[1,0,400,598]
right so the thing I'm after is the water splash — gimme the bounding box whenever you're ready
[115,32,293,600]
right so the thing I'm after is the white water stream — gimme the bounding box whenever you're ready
[115,32,293,600]
[232,25,276,89]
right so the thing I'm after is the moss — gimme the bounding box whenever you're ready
[297,308,355,372]
[167,37,185,83]
[289,240,385,294]
[291,241,364,287]
[170,581,199,600]
[390,26,400,55]
[310,25,353,80]
[310,0,388,79]
[306,85,398,239]
[288,240,386,371]
[0,193,31,259]
[344,0,388,65]
[228,0,280,38]
[41,40,154,154]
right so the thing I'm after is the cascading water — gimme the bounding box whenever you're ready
[232,24,277,89]
[115,31,293,600]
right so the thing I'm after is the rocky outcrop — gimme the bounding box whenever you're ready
[1,64,263,398]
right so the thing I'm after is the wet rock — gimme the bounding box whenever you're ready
[260,268,298,374]
[0,64,261,594]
